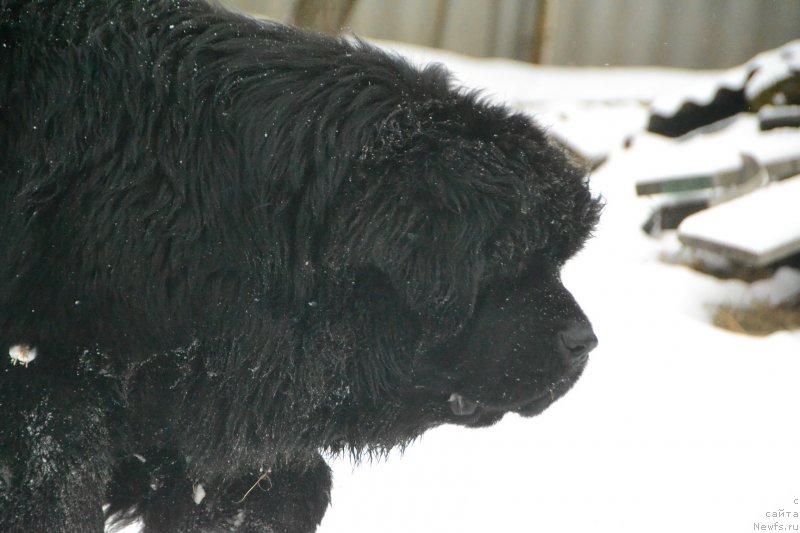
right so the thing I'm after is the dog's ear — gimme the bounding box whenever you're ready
[367,209,486,336]
[346,137,515,338]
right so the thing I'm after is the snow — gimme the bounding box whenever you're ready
[378,41,725,109]
[643,40,800,116]
[8,344,37,367]
[116,43,800,533]
[192,483,207,505]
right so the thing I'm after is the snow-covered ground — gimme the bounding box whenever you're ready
[117,44,800,533]
[318,45,800,533]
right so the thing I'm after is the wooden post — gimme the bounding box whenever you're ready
[431,0,451,50]
[290,0,359,35]
[531,0,550,64]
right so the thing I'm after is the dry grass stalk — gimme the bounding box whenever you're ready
[714,297,800,336]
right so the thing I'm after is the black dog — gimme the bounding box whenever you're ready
[0,1,601,531]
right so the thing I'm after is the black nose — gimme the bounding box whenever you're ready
[558,322,598,360]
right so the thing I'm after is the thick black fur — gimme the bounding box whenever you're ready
[0,1,601,531]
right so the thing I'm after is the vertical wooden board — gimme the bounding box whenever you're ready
[439,0,493,57]
[349,0,439,46]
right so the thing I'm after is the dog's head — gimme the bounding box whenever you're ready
[311,71,602,442]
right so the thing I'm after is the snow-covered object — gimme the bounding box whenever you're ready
[635,113,800,200]
[679,175,800,266]
[8,344,36,367]
[758,104,800,131]
[649,68,748,119]
[192,484,206,506]
[648,40,800,137]
[651,40,800,117]
[745,41,800,103]
[747,266,800,306]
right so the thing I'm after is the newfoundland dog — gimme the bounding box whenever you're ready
[0,1,601,531]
